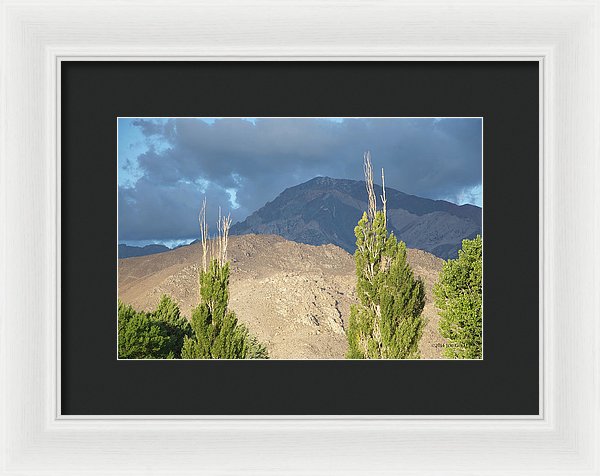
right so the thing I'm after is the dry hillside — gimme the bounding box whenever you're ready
[118,234,447,359]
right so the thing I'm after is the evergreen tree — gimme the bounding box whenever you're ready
[346,153,425,359]
[181,259,267,359]
[434,235,483,359]
[181,202,268,359]
[117,202,268,360]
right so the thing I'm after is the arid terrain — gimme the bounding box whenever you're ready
[118,234,447,359]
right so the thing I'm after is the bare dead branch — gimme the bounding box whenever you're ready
[363,151,377,222]
[217,207,222,267]
[219,212,231,267]
[380,168,387,227]
[199,198,208,273]
[198,199,232,276]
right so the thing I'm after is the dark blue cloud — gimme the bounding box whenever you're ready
[118,117,482,242]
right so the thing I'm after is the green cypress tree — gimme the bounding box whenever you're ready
[181,203,268,359]
[117,203,268,360]
[181,258,268,359]
[346,153,425,359]
[434,235,483,359]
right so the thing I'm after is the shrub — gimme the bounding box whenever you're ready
[151,295,192,358]
[118,301,171,359]
[118,295,191,359]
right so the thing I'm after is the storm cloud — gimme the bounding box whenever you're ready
[118,117,482,243]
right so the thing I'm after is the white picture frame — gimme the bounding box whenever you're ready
[1,0,598,474]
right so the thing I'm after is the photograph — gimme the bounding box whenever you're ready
[117,117,483,360]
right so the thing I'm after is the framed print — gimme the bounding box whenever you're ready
[1,1,599,475]
[61,61,537,416]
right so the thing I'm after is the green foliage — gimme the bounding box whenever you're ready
[117,268,267,359]
[434,235,483,359]
[151,295,192,358]
[181,259,268,359]
[118,296,191,359]
[346,211,426,359]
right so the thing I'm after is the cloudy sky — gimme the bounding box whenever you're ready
[118,117,482,247]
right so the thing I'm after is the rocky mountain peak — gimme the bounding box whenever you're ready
[231,177,481,259]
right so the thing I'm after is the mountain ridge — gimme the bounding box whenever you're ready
[118,243,170,259]
[231,176,481,259]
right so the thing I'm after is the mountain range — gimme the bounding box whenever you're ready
[118,243,170,259]
[230,177,481,259]
[119,176,482,260]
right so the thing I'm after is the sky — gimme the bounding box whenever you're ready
[118,117,482,247]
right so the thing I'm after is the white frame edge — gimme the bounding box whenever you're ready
[1,1,598,475]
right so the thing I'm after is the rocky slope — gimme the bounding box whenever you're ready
[231,177,481,259]
[118,234,447,359]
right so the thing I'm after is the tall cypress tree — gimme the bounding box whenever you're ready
[346,153,425,359]
[181,258,267,359]
[181,203,268,359]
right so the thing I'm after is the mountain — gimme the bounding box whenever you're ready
[118,243,170,259]
[118,234,447,359]
[230,177,482,259]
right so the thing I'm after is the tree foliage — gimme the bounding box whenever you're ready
[346,211,426,358]
[181,259,268,359]
[181,201,267,359]
[117,200,268,359]
[434,235,483,359]
[346,153,425,359]
[117,295,191,359]
[152,294,192,357]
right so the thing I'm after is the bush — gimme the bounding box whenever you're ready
[152,295,192,358]
[434,235,483,359]
[118,301,171,359]
[117,296,191,359]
